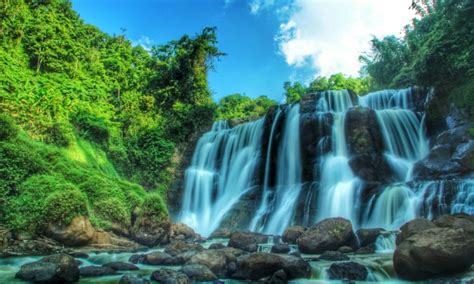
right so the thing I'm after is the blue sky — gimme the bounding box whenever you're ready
[71,0,414,102]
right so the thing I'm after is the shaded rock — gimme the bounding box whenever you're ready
[297,217,358,254]
[319,251,349,261]
[70,252,89,258]
[282,226,306,244]
[232,252,311,280]
[396,218,436,245]
[209,228,232,239]
[151,268,190,284]
[170,223,199,241]
[270,269,287,284]
[131,216,171,247]
[179,264,218,281]
[271,243,290,254]
[129,254,145,264]
[119,274,150,284]
[356,228,385,247]
[355,246,375,254]
[337,246,354,253]
[394,227,474,280]
[46,216,95,247]
[209,243,226,250]
[433,214,474,233]
[143,251,182,265]
[15,253,79,283]
[228,231,268,252]
[80,265,117,277]
[453,141,474,170]
[103,261,139,271]
[327,261,368,281]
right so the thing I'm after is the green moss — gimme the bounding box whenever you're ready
[448,79,474,118]
[469,128,474,138]
[0,114,18,141]
[93,198,130,226]
[79,175,126,204]
[43,122,74,147]
[44,189,89,226]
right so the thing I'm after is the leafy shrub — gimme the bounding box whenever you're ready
[72,111,110,145]
[79,175,126,204]
[44,122,74,147]
[44,189,89,226]
[6,175,77,233]
[0,114,18,141]
[93,198,130,226]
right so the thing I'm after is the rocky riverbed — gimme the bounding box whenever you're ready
[1,214,473,283]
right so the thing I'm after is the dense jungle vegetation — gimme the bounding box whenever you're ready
[0,0,472,238]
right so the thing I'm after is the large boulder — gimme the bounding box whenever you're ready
[395,218,436,245]
[282,226,306,244]
[232,252,311,280]
[131,216,171,247]
[453,140,474,171]
[297,218,358,254]
[102,261,139,271]
[394,215,474,280]
[271,243,290,254]
[143,251,183,265]
[164,241,204,256]
[46,216,95,247]
[15,254,80,283]
[327,262,368,281]
[394,227,474,280]
[119,274,150,284]
[170,223,200,241]
[151,268,190,284]
[80,265,117,277]
[179,264,218,281]
[228,231,268,252]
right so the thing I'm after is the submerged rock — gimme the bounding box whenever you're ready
[102,261,139,271]
[319,250,350,261]
[327,261,368,281]
[151,268,190,284]
[297,217,358,254]
[394,215,474,280]
[79,265,117,277]
[232,252,311,280]
[15,253,79,283]
[282,226,306,244]
[119,274,150,284]
[179,264,218,281]
[356,228,385,247]
[271,243,290,254]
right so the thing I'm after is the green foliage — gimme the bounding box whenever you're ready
[217,94,277,120]
[139,193,168,222]
[93,198,130,226]
[284,74,370,103]
[360,0,474,115]
[43,122,74,147]
[72,112,110,145]
[0,114,19,141]
[44,189,89,226]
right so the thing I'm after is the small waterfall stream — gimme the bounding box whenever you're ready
[179,87,473,237]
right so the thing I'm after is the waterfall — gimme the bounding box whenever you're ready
[179,119,264,237]
[315,90,361,222]
[250,104,303,235]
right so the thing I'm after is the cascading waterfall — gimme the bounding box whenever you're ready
[179,119,264,237]
[250,104,303,235]
[179,87,473,237]
[316,90,361,222]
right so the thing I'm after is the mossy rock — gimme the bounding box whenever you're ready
[43,189,89,226]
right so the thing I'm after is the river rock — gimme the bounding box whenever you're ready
[271,243,290,254]
[356,228,384,247]
[164,241,204,255]
[179,264,218,281]
[46,216,95,247]
[282,226,306,244]
[228,231,268,252]
[151,268,190,284]
[297,217,358,254]
[143,251,183,265]
[209,243,226,249]
[170,223,200,241]
[396,218,436,245]
[270,269,287,284]
[453,140,474,170]
[327,261,368,281]
[337,246,354,253]
[119,274,150,284]
[102,261,139,271]
[232,252,311,280]
[355,246,375,254]
[15,253,80,282]
[186,248,242,277]
[80,265,117,277]
[319,250,350,261]
[393,226,474,280]
[433,214,474,233]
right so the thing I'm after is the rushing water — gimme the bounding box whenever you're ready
[179,87,473,237]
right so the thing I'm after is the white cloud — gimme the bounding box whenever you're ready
[249,0,276,14]
[275,0,415,78]
[133,36,154,52]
